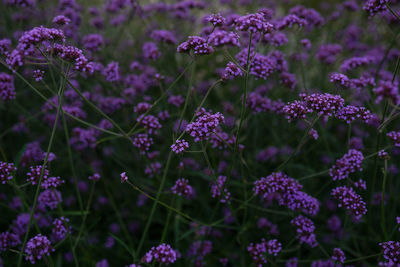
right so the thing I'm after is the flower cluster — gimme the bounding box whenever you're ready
[186,108,224,142]
[234,13,274,33]
[208,30,240,47]
[379,241,400,265]
[210,176,231,204]
[329,149,364,181]
[206,13,226,27]
[0,161,17,184]
[0,72,16,101]
[137,114,162,134]
[363,0,389,17]
[331,186,367,220]
[247,239,281,267]
[171,139,189,154]
[387,131,400,147]
[133,134,154,153]
[25,234,54,264]
[332,248,346,263]
[177,36,213,55]
[171,178,194,198]
[253,172,319,216]
[51,217,71,242]
[142,243,177,265]
[291,215,317,247]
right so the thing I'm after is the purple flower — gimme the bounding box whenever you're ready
[263,32,288,47]
[316,44,342,64]
[145,162,161,177]
[33,69,44,82]
[253,172,319,216]
[171,139,189,154]
[137,115,162,134]
[340,56,374,72]
[0,39,11,55]
[171,178,194,198]
[52,44,94,73]
[0,73,16,101]
[134,102,152,114]
[25,234,54,264]
[103,61,119,82]
[177,36,213,55]
[222,62,243,80]
[120,172,128,183]
[150,30,177,45]
[329,149,363,181]
[0,232,20,251]
[208,30,240,47]
[331,186,367,220]
[291,215,318,247]
[289,5,324,27]
[380,241,400,265]
[38,189,62,210]
[300,93,345,117]
[53,15,71,25]
[26,165,49,185]
[211,176,231,204]
[142,243,177,265]
[88,173,101,181]
[308,128,319,140]
[387,131,400,147]
[354,179,367,190]
[41,176,65,189]
[283,100,311,122]
[186,108,224,142]
[206,13,226,26]
[379,149,390,159]
[363,0,389,17]
[83,34,104,52]
[374,80,400,105]
[7,26,65,68]
[168,95,185,107]
[335,105,372,124]
[248,238,281,266]
[277,14,307,30]
[143,42,161,60]
[0,161,17,184]
[332,248,346,263]
[133,134,153,153]
[51,217,71,242]
[329,73,351,87]
[234,13,274,33]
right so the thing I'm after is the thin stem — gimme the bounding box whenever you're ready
[381,159,388,240]
[136,151,173,258]
[73,181,96,249]
[17,79,65,267]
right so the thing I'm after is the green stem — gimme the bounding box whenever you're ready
[136,151,173,258]
[381,159,388,240]
[17,79,65,267]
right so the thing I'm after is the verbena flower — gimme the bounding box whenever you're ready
[0,161,17,184]
[234,13,274,33]
[253,172,319,216]
[142,243,177,265]
[331,186,367,220]
[25,234,54,264]
[171,178,194,198]
[332,248,346,263]
[291,215,318,247]
[177,36,213,55]
[329,149,363,181]
[171,139,189,154]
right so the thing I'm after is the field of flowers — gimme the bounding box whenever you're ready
[1,0,400,266]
